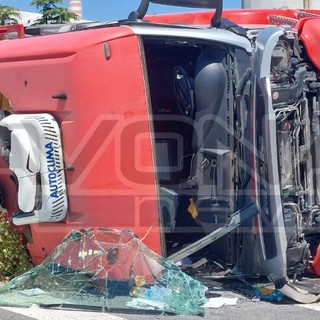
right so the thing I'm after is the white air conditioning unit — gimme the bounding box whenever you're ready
[0,113,68,225]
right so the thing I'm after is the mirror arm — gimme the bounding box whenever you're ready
[128,0,150,20]
[211,0,222,27]
[128,0,223,26]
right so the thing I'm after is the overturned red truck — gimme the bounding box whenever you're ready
[1,0,320,303]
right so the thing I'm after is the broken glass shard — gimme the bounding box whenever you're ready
[0,228,207,315]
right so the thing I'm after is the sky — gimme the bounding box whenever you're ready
[1,0,242,22]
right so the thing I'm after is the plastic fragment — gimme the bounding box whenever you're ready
[254,287,283,302]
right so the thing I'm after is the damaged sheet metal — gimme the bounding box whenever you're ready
[168,203,258,263]
[0,228,207,315]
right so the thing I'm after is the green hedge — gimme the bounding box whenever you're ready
[0,210,33,281]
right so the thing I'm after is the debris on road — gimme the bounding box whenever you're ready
[202,297,238,309]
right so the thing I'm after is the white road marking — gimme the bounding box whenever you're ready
[296,303,320,312]
[1,306,127,320]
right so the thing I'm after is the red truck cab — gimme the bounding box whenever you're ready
[2,0,320,303]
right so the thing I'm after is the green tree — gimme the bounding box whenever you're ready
[0,5,20,25]
[30,0,79,24]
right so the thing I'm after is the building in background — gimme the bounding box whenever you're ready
[242,0,320,9]
[18,11,42,26]
[16,1,85,26]
[69,0,82,18]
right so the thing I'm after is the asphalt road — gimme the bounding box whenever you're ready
[1,273,320,320]
[1,295,320,320]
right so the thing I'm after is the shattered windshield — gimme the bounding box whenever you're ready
[0,228,207,315]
